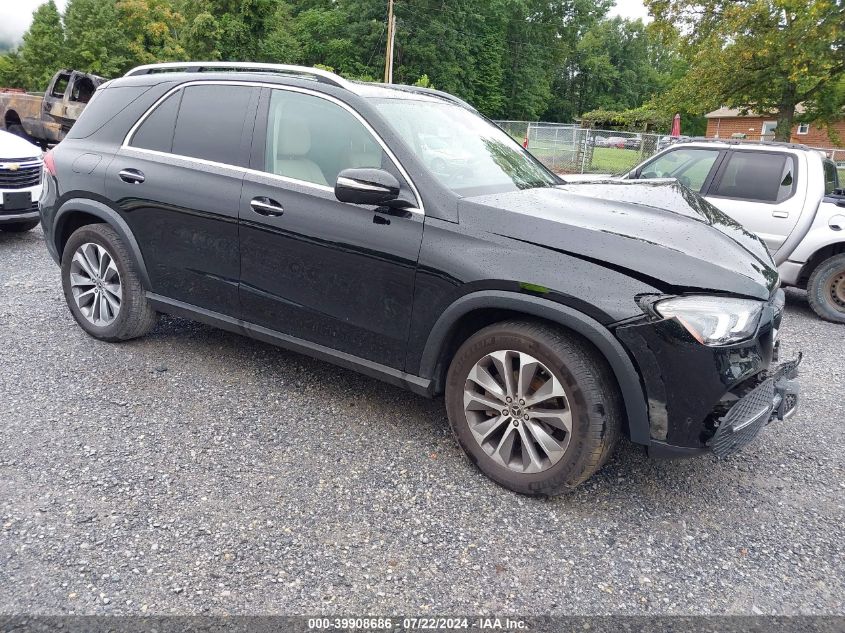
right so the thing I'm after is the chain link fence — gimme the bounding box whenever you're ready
[497,121,845,181]
[496,121,669,175]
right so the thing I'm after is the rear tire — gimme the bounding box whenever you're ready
[807,254,845,324]
[445,320,622,496]
[1,220,39,233]
[61,223,157,341]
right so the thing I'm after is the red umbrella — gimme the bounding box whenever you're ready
[670,113,681,137]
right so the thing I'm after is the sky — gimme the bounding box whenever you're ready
[609,0,651,21]
[0,0,650,48]
[0,0,68,48]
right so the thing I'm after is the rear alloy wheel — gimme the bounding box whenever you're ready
[69,242,123,327]
[807,254,845,324]
[445,320,622,496]
[61,223,157,341]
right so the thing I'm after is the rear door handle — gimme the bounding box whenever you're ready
[118,168,145,184]
[772,210,789,218]
[250,197,284,217]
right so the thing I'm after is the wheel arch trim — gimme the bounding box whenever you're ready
[54,198,151,290]
[418,290,651,445]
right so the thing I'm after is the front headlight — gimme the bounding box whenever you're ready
[654,295,764,346]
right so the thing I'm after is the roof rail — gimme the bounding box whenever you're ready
[678,136,812,151]
[364,82,477,111]
[123,62,351,90]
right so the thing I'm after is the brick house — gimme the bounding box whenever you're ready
[705,106,845,149]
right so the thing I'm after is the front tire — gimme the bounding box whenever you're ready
[445,320,622,496]
[1,220,39,233]
[61,223,157,341]
[807,254,845,324]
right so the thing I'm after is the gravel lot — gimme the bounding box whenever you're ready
[1,225,843,617]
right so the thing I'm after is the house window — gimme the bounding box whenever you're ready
[797,123,810,135]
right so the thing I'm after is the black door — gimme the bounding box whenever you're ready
[106,83,259,317]
[238,87,424,369]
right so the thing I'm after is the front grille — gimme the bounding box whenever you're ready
[0,160,42,189]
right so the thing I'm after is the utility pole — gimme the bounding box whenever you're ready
[384,0,396,84]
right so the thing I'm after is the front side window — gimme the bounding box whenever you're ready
[712,152,796,203]
[638,148,720,192]
[372,97,558,196]
[264,89,388,187]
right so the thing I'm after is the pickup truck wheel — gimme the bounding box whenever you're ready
[445,320,622,496]
[807,254,845,323]
[61,223,157,342]
[1,220,39,233]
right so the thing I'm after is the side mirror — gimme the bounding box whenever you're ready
[335,168,401,206]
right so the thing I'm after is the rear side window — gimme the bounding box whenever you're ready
[130,92,181,152]
[712,151,796,203]
[171,85,253,166]
[67,86,150,139]
[823,160,839,195]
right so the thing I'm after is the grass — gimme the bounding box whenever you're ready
[587,147,647,175]
[526,146,649,175]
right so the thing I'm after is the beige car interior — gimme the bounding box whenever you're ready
[266,93,386,188]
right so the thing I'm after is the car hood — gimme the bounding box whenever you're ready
[458,180,779,300]
[0,130,42,160]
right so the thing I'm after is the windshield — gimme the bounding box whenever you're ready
[372,98,559,196]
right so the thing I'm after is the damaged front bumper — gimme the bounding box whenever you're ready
[708,355,800,457]
[616,289,801,459]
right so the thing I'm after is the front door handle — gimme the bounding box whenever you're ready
[250,197,284,217]
[772,210,789,218]
[118,168,145,184]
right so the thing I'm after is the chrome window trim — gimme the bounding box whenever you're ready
[121,80,425,214]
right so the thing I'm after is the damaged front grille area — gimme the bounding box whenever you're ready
[708,356,801,458]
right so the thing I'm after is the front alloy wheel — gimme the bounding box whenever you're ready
[70,242,123,326]
[464,350,572,474]
[445,320,622,496]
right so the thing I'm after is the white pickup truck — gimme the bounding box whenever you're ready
[577,139,845,323]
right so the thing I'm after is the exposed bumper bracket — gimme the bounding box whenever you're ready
[709,355,801,458]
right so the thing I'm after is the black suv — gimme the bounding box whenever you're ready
[39,62,800,495]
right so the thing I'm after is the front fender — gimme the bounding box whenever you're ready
[417,290,651,445]
[53,198,152,290]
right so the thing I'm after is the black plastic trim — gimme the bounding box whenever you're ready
[147,293,434,397]
[53,198,152,289]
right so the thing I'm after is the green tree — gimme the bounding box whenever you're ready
[117,0,185,65]
[17,1,66,91]
[64,0,133,76]
[647,0,845,141]
[0,52,24,89]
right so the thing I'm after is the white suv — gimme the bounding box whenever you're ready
[620,140,845,323]
[0,130,43,234]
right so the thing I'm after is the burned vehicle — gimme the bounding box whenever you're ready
[38,62,800,495]
[1,69,104,147]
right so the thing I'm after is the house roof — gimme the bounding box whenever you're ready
[705,105,806,118]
